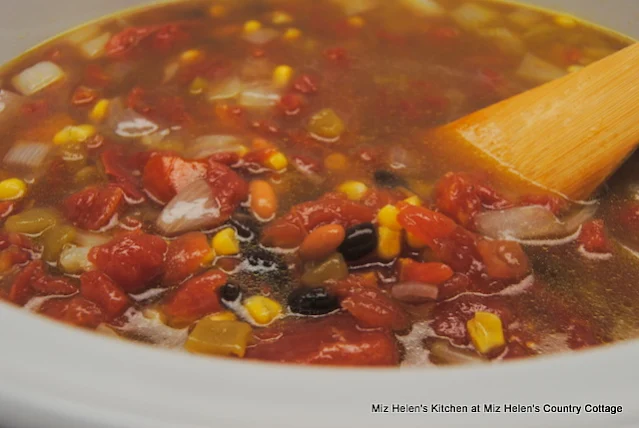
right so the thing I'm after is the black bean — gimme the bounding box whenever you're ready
[220,282,241,302]
[288,286,339,316]
[338,223,377,261]
[373,170,406,188]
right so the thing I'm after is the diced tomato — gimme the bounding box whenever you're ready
[71,86,99,106]
[578,219,611,253]
[246,314,399,366]
[327,273,379,295]
[8,261,41,305]
[361,188,402,210]
[278,93,303,116]
[618,201,639,235]
[31,275,77,296]
[151,23,191,53]
[21,100,49,117]
[105,25,160,58]
[142,154,208,203]
[396,204,457,247]
[0,246,30,273]
[438,273,471,300]
[84,64,111,88]
[127,87,191,124]
[434,172,511,227]
[340,286,409,331]
[89,233,168,293]
[293,74,319,94]
[241,148,277,170]
[433,227,482,274]
[100,149,145,202]
[9,261,77,305]
[207,152,240,166]
[215,104,246,129]
[162,269,227,327]
[40,296,104,329]
[164,232,212,284]
[205,159,249,219]
[63,185,125,231]
[323,47,349,63]
[262,196,375,248]
[476,239,530,280]
[399,260,454,285]
[80,271,130,319]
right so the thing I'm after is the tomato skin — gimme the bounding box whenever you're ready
[105,26,158,58]
[89,233,168,293]
[396,204,457,247]
[399,260,454,285]
[9,261,77,305]
[246,314,399,366]
[63,185,125,231]
[80,271,130,319]
[476,239,530,280]
[39,297,104,329]
[163,232,211,285]
[142,154,208,203]
[340,286,409,331]
[9,261,41,305]
[162,270,227,327]
[101,149,145,202]
[205,159,249,218]
[618,201,639,235]
[578,220,611,253]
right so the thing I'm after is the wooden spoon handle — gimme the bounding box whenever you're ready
[439,43,639,200]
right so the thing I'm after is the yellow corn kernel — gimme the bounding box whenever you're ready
[324,153,347,171]
[185,319,252,357]
[237,145,249,157]
[283,27,301,41]
[337,181,368,201]
[403,195,422,206]
[209,4,227,18]
[378,205,402,231]
[265,152,288,170]
[180,49,202,63]
[206,311,238,322]
[189,77,208,95]
[0,178,27,201]
[212,228,240,256]
[272,65,294,88]
[377,226,401,260]
[143,308,167,324]
[89,99,110,123]
[244,295,282,325]
[554,15,577,28]
[53,125,96,145]
[406,231,427,249]
[244,20,262,33]
[467,312,506,355]
[348,16,365,28]
[272,11,293,25]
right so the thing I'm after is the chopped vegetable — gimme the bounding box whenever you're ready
[212,227,240,256]
[156,179,222,236]
[377,226,401,260]
[272,65,294,88]
[429,339,487,365]
[242,28,279,45]
[59,245,94,274]
[89,99,110,122]
[107,100,159,138]
[80,32,112,58]
[0,178,27,201]
[207,76,243,101]
[400,0,444,16]
[466,311,506,355]
[12,61,65,95]
[515,52,568,83]
[450,3,499,30]
[185,319,252,357]
[337,181,368,201]
[378,204,401,231]
[244,295,283,324]
[301,253,348,286]
[53,125,96,145]
[238,82,281,108]
[308,108,345,142]
[41,225,76,262]
[5,208,59,235]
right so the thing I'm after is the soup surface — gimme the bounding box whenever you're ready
[0,0,637,367]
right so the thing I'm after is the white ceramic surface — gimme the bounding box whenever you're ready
[0,1,638,428]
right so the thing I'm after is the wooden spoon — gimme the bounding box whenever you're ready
[435,42,639,201]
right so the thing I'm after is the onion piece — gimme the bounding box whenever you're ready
[515,53,567,84]
[242,28,279,45]
[107,100,159,138]
[450,3,499,31]
[0,90,25,129]
[429,339,487,365]
[80,32,111,59]
[391,282,439,303]
[163,61,179,83]
[156,179,222,236]
[207,76,243,101]
[239,83,281,108]
[478,27,525,56]
[65,25,101,45]
[186,135,245,159]
[12,61,65,96]
[74,231,112,247]
[3,141,51,169]
[475,204,598,240]
[59,245,94,274]
[400,0,445,16]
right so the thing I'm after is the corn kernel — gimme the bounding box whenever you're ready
[209,4,226,18]
[237,145,249,157]
[403,195,422,206]
[554,15,577,28]
[467,312,506,355]
[377,226,401,260]
[272,11,293,25]
[189,77,208,95]
[265,152,288,170]
[89,99,110,123]
[212,228,240,256]
[0,178,27,201]
[324,153,347,171]
[244,295,282,325]
[244,20,262,33]
[180,49,202,63]
[185,319,252,357]
[53,124,96,145]
[272,65,294,88]
[283,27,301,41]
[378,204,402,231]
[348,16,365,28]
[206,311,238,322]
[337,181,368,201]
[406,232,427,249]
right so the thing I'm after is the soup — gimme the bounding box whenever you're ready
[0,0,637,367]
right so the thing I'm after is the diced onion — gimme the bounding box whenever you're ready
[3,141,51,169]
[391,282,439,303]
[156,179,223,236]
[239,83,281,108]
[207,76,243,101]
[80,32,111,59]
[515,53,567,83]
[59,245,94,274]
[12,61,65,96]
[478,27,525,56]
[429,339,487,365]
[163,61,180,83]
[107,100,159,138]
[74,231,112,247]
[242,28,279,45]
[400,0,445,16]
[450,3,500,30]
[65,25,101,45]
[475,204,598,240]
[0,90,26,128]
[186,135,245,159]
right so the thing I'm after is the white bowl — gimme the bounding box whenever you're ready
[0,1,638,427]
